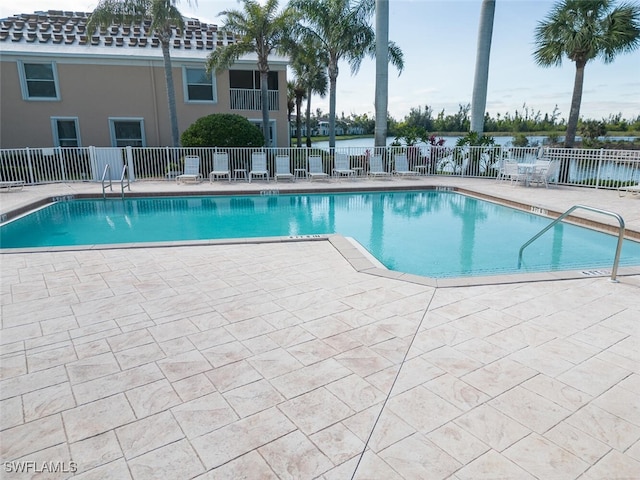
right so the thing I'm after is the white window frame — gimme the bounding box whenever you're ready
[182,66,217,103]
[17,61,61,101]
[109,118,146,147]
[250,119,276,147]
[51,117,81,147]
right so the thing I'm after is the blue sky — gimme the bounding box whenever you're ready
[4,0,639,122]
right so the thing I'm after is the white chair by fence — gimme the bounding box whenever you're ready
[530,160,559,188]
[176,155,202,184]
[249,152,269,183]
[368,155,392,179]
[308,156,329,181]
[209,152,231,182]
[274,155,294,182]
[393,154,419,177]
[502,161,528,186]
[332,153,355,179]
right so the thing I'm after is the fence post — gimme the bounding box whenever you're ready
[125,145,135,182]
[595,148,604,190]
[88,145,98,181]
[25,147,36,184]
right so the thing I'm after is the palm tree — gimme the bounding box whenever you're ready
[207,0,298,146]
[285,33,328,147]
[87,0,190,147]
[534,0,640,153]
[470,0,496,135]
[291,0,403,149]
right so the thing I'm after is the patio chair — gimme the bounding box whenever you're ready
[0,179,25,191]
[249,152,269,183]
[502,161,528,186]
[274,155,294,182]
[209,152,231,183]
[176,155,203,184]
[332,152,355,179]
[308,155,329,181]
[618,183,640,197]
[393,154,419,177]
[530,160,559,188]
[368,155,392,179]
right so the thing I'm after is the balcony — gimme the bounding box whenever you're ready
[230,88,279,111]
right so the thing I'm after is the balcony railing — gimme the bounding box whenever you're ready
[230,88,279,111]
[1,145,638,190]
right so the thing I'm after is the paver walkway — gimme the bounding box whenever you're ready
[1,179,639,479]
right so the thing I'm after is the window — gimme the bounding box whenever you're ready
[51,118,80,147]
[184,67,216,102]
[109,119,145,147]
[250,119,276,147]
[229,70,278,90]
[18,61,60,100]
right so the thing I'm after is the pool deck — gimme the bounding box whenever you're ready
[1,177,639,479]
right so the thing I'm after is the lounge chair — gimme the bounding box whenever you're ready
[308,156,329,181]
[332,153,355,179]
[393,154,419,177]
[0,179,25,191]
[209,152,231,183]
[176,155,203,184]
[368,155,392,179]
[274,155,294,182]
[618,182,640,197]
[249,152,269,183]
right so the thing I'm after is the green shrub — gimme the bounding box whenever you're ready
[181,114,264,147]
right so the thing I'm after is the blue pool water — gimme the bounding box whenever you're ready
[2,191,639,278]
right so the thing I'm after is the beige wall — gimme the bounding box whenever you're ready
[0,58,289,148]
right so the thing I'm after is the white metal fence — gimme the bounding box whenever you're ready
[1,145,639,189]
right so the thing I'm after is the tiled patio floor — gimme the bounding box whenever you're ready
[1,178,639,479]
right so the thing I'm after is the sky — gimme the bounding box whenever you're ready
[3,0,639,123]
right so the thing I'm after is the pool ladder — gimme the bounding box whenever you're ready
[518,205,625,282]
[101,164,131,199]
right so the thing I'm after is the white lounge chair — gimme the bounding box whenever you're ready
[308,155,329,181]
[0,179,25,190]
[393,154,419,177]
[274,155,294,182]
[332,153,355,179]
[368,155,392,179]
[209,152,231,182]
[176,155,202,184]
[249,152,269,183]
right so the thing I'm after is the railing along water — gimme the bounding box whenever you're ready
[1,145,638,189]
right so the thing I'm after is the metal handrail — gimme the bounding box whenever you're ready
[101,164,112,199]
[518,204,625,282]
[120,164,130,199]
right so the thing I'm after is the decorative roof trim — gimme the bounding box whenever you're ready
[0,10,234,51]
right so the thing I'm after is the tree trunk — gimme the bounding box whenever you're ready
[260,71,270,146]
[161,43,180,147]
[374,0,389,149]
[565,61,585,149]
[470,0,495,135]
[295,94,303,147]
[559,60,586,182]
[305,86,312,148]
[328,56,338,150]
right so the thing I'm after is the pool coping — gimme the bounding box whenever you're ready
[2,186,639,287]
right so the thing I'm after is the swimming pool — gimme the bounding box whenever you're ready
[2,191,639,278]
